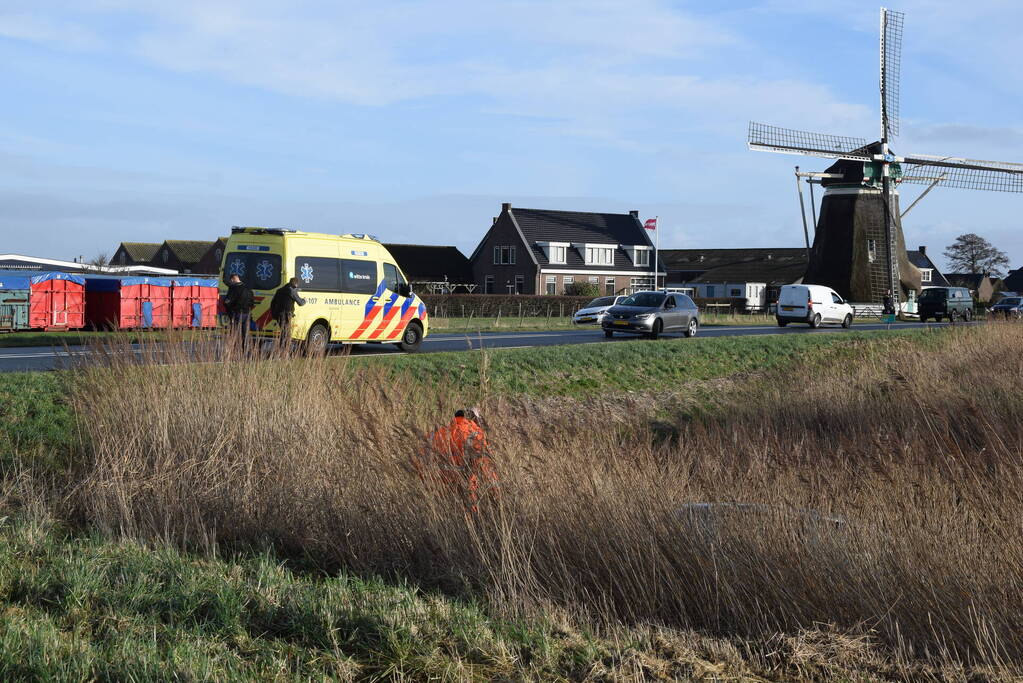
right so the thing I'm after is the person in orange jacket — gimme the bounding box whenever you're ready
[416,408,498,511]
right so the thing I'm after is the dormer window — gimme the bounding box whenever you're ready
[921,268,932,283]
[536,241,569,264]
[585,247,614,265]
[573,243,616,266]
[627,246,652,267]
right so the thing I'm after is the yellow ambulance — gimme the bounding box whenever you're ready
[219,227,429,352]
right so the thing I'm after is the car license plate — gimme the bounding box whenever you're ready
[613,320,630,326]
[782,306,794,311]
[578,316,594,323]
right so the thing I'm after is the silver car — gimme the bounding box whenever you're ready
[602,291,700,339]
[573,295,625,325]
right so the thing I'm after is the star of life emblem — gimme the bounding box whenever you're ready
[228,258,246,276]
[300,263,314,283]
[256,260,274,281]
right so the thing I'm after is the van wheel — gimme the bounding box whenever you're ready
[305,322,329,356]
[842,314,852,329]
[919,315,928,323]
[809,313,822,328]
[963,309,973,322]
[647,319,662,340]
[777,319,788,327]
[949,310,959,323]
[685,318,698,338]
[397,322,423,352]
[604,329,614,338]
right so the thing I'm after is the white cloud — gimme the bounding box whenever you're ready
[0,12,101,49]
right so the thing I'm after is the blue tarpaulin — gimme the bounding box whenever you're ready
[0,270,86,290]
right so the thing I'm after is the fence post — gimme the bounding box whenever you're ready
[496,307,501,328]
[560,302,564,318]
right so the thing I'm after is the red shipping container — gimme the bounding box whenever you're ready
[0,271,86,330]
[171,278,219,328]
[84,277,173,330]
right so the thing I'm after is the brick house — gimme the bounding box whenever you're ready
[469,204,661,295]
[111,242,161,266]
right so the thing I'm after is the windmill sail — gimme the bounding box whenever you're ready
[880,8,904,139]
[748,122,871,162]
[901,154,1023,192]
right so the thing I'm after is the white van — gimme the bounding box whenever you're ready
[776,284,854,328]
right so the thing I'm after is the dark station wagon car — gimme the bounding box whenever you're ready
[918,287,974,323]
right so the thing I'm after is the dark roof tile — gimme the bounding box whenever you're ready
[383,244,472,283]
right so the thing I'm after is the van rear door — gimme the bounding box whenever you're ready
[778,286,808,316]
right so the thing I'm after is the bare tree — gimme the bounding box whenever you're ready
[88,252,111,268]
[943,233,1010,277]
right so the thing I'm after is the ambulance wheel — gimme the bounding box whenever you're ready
[397,322,423,352]
[305,322,330,356]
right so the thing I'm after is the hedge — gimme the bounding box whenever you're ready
[420,294,758,318]
[420,294,593,318]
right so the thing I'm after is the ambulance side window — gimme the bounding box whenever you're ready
[295,257,341,292]
[341,259,378,295]
[383,263,406,293]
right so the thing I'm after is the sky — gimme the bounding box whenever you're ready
[2,0,1022,272]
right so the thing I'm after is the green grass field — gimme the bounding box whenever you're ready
[0,326,975,680]
[375,328,938,397]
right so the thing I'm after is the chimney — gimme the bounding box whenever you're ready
[501,202,511,212]
[629,210,639,218]
[492,216,498,225]
[918,245,926,255]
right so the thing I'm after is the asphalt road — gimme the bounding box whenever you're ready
[0,320,955,373]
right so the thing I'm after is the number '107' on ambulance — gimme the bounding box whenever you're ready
[219,227,429,352]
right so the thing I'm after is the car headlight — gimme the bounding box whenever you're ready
[634,313,654,320]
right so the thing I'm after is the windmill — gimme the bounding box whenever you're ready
[748,7,1023,306]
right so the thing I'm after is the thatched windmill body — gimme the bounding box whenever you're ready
[749,8,1023,305]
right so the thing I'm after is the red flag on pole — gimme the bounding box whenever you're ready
[643,217,657,230]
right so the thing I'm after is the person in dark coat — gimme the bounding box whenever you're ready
[223,274,254,346]
[882,289,896,316]
[270,277,306,342]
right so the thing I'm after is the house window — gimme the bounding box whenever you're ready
[921,269,932,283]
[545,275,557,295]
[634,249,650,266]
[867,239,877,264]
[585,247,614,265]
[484,275,494,294]
[588,276,599,284]
[630,276,653,291]
[550,246,566,263]
[706,285,716,297]
[492,245,517,265]
[730,288,742,297]
[605,277,616,295]
[563,276,574,285]
[162,250,169,263]
[515,275,524,294]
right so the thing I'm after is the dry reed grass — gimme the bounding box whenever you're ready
[70,323,1023,674]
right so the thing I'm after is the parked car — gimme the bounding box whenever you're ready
[918,286,973,323]
[776,284,854,328]
[990,295,1023,319]
[573,295,625,325]
[602,291,699,339]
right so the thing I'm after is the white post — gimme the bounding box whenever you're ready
[654,215,660,289]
